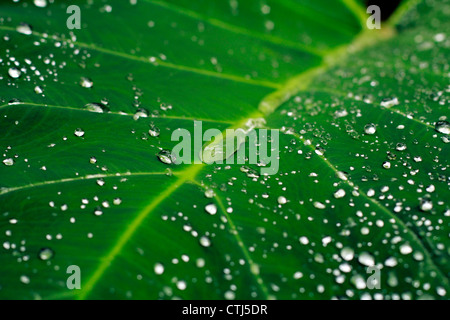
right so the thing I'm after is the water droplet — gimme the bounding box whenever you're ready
[33,0,47,8]
[419,198,433,212]
[8,67,21,79]
[154,263,164,275]
[157,149,175,165]
[34,86,43,94]
[435,120,450,134]
[16,23,33,35]
[74,128,85,137]
[205,203,217,215]
[340,247,354,261]
[299,236,309,245]
[364,123,377,135]
[80,77,94,88]
[20,275,30,284]
[380,97,399,108]
[85,102,109,113]
[38,248,54,261]
[382,161,391,169]
[133,108,149,120]
[400,243,413,255]
[176,280,187,291]
[277,196,287,205]
[199,236,211,247]
[2,158,14,166]
[149,124,160,137]
[396,143,407,151]
[225,290,235,300]
[313,201,326,209]
[204,189,215,198]
[358,252,375,267]
[334,189,346,199]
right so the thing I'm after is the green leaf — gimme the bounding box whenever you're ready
[0,0,448,300]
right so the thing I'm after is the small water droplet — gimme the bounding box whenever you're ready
[400,243,413,255]
[380,97,399,108]
[85,103,109,113]
[20,275,30,284]
[205,203,217,215]
[199,236,211,247]
[80,77,94,88]
[38,248,54,261]
[204,189,215,198]
[364,123,377,135]
[149,124,160,137]
[396,143,407,151]
[157,150,175,165]
[382,161,391,169]
[340,247,354,261]
[154,263,164,275]
[358,252,375,267]
[74,128,85,137]
[334,189,346,199]
[277,196,287,205]
[34,86,43,94]
[33,0,47,8]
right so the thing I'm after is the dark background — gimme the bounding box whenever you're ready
[366,0,403,20]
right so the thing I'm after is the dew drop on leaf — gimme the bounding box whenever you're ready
[33,0,47,8]
[358,252,375,267]
[380,97,399,108]
[157,150,175,165]
[277,196,287,205]
[2,158,14,166]
[85,103,109,113]
[419,198,433,212]
[38,248,54,261]
[205,203,217,215]
[148,124,160,137]
[16,23,32,35]
[435,120,450,134]
[8,67,21,79]
[154,263,164,275]
[80,77,94,88]
[199,236,211,247]
[20,275,30,284]
[74,128,85,137]
[364,123,377,135]
[396,143,407,151]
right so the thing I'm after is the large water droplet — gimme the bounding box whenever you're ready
[16,23,33,35]
[2,158,14,166]
[8,68,21,79]
[435,120,450,134]
[157,150,175,165]
[85,102,109,113]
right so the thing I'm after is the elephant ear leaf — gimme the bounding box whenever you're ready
[0,0,448,300]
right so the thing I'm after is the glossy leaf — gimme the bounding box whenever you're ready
[0,0,448,300]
